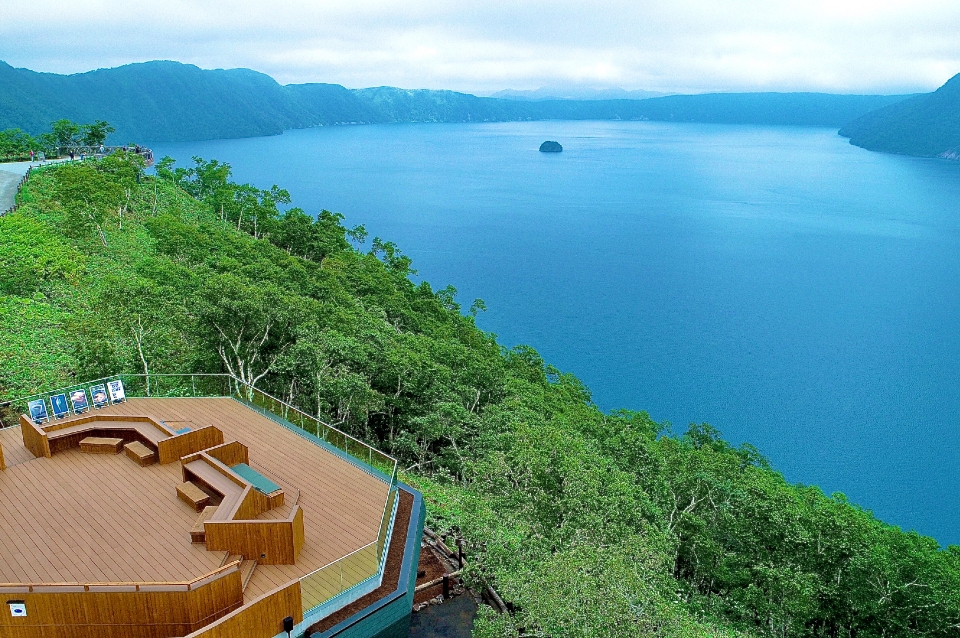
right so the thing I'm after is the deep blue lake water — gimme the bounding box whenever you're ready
[151,121,960,546]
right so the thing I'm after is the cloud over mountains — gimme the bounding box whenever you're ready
[0,0,957,94]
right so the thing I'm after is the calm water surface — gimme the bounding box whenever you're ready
[152,122,960,545]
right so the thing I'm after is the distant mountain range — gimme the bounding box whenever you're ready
[0,60,914,144]
[839,73,960,158]
[489,87,669,101]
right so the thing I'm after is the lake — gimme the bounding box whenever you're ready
[151,121,960,546]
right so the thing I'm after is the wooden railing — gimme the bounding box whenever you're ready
[0,559,242,593]
[0,561,245,638]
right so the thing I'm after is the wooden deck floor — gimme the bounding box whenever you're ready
[0,397,390,601]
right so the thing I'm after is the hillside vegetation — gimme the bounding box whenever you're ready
[0,60,909,142]
[840,73,960,157]
[1,156,958,637]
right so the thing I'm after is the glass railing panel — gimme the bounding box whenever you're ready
[299,541,379,613]
[377,487,398,560]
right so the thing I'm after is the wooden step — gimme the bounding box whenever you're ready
[239,560,257,592]
[79,436,124,454]
[176,481,210,512]
[190,506,218,543]
[123,441,156,466]
[219,553,239,568]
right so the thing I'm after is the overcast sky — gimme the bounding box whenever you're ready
[0,0,957,94]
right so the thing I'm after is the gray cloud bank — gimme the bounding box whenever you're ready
[0,0,957,94]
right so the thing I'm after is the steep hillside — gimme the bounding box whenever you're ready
[1,155,959,638]
[0,61,306,140]
[0,60,911,142]
[840,73,960,157]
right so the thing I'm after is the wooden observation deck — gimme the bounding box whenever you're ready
[0,396,395,638]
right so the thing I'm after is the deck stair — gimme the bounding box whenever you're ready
[177,481,211,511]
[124,440,156,466]
[79,436,124,454]
[239,559,257,592]
[190,506,218,543]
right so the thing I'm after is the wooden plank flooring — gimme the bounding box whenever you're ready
[0,426,37,468]
[0,398,390,602]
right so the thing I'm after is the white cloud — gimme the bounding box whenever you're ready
[0,0,957,93]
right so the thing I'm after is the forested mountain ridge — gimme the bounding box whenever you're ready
[840,73,960,157]
[0,60,910,142]
[1,154,959,637]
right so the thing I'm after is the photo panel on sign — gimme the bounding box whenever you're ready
[69,389,89,413]
[27,399,49,423]
[50,393,70,419]
[90,384,109,408]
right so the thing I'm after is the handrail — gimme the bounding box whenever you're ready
[2,373,400,484]
[0,373,230,413]
[0,559,242,592]
[228,377,398,483]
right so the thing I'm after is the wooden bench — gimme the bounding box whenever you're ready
[79,437,124,454]
[190,506,218,543]
[124,441,156,466]
[177,481,211,512]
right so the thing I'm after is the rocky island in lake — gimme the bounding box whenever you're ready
[539,140,563,152]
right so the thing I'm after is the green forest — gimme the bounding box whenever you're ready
[0,119,116,161]
[0,153,958,637]
[0,60,909,143]
[840,72,960,157]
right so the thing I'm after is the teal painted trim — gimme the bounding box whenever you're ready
[231,463,282,494]
[309,482,425,638]
[230,397,392,484]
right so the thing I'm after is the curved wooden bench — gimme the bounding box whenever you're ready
[19,413,224,464]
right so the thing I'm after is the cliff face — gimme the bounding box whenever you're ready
[839,73,960,157]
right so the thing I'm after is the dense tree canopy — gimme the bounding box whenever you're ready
[0,118,116,161]
[0,155,957,637]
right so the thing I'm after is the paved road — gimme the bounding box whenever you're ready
[0,160,68,213]
[0,169,22,213]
